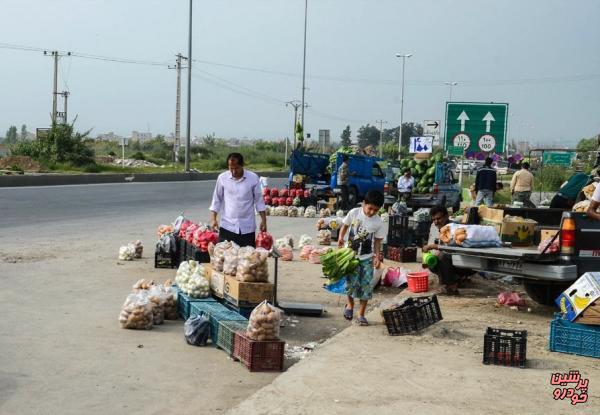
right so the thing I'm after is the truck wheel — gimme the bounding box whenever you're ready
[348,187,358,208]
[523,281,570,307]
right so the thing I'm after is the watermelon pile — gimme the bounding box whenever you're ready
[399,153,444,194]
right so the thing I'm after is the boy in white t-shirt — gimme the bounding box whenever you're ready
[337,190,386,326]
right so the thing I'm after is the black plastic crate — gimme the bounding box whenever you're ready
[387,214,413,246]
[154,249,178,269]
[178,237,188,263]
[385,245,417,262]
[483,328,527,368]
[189,245,211,263]
[382,295,443,335]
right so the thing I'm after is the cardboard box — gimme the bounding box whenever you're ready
[576,301,600,325]
[540,229,559,242]
[500,216,537,246]
[210,270,225,298]
[223,275,273,307]
[555,272,600,322]
[477,206,504,234]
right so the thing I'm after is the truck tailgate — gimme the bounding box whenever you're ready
[438,245,539,260]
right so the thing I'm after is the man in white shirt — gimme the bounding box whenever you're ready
[209,153,267,247]
[397,168,415,201]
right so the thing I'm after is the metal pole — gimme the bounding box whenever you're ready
[284,137,288,169]
[185,0,193,173]
[376,119,387,159]
[399,56,406,154]
[122,139,125,169]
[62,91,69,124]
[174,54,183,166]
[300,0,308,139]
[52,52,58,124]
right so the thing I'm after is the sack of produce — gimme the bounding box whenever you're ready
[209,241,233,272]
[298,234,313,250]
[279,246,294,261]
[118,244,136,261]
[319,208,332,218]
[414,208,431,222]
[172,214,186,234]
[223,243,240,276]
[309,248,327,264]
[300,244,314,260]
[583,182,598,200]
[256,231,274,250]
[246,300,281,341]
[236,247,270,282]
[320,248,359,285]
[178,219,193,238]
[130,240,143,259]
[147,286,166,325]
[194,230,218,252]
[288,206,299,217]
[275,235,294,249]
[160,281,178,320]
[156,233,176,256]
[304,206,317,218]
[572,200,597,213]
[317,229,332,245]
[293,197,302,207]
[132,278,154,291]
[439,223,501,248]
[157,224,174,239]
[185,223,199,243]
[336,210,345,218]
[119,293,154,330]
[180,266,210,298]
[297,206,305,217]
[184,314,210,346]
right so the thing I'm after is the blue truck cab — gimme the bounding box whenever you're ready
[288,150,385,206]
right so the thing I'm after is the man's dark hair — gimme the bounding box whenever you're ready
[363,190,384,208]
[342,154,349,163]
[496,182,504,190]
[430,205,448,218]
[484,157,493,167]
[227,152,244,166]
[404,168,411,174]
[522,162,530,169]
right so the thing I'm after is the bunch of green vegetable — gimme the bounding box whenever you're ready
[399,153,446,194]
[320,247,359,284]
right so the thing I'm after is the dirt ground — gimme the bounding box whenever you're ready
[0,156,41,172]
[1,214,598,414]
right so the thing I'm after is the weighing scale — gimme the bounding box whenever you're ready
[271,247,324,317]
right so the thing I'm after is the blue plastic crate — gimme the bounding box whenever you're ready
[223,300,254,319]
[549,314,600,359]
[177,290,217,320]
[200,305,247,345]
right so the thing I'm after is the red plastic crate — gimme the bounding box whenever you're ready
[407,271,429,293]
[232,332,285,372]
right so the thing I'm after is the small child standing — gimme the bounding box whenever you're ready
[337,190,385,326]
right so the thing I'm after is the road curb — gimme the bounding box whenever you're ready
[0,171,288,187]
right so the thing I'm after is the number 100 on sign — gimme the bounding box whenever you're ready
[478,135,496,152]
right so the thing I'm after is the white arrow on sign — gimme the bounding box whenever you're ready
[482,111,495,133]
[457,111,469,131]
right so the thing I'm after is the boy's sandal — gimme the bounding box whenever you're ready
[343,306,353,321]
[357,316,369,326]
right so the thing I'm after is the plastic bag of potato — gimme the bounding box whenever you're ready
[119,293,154,329]
[246,300,281,341]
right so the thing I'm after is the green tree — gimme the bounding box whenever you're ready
[340,125,351,147]
[356,124,380,148]
[20,124,28,140]
[5,126,18,144]
[383,123,423,147]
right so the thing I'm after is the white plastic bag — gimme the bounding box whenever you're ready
[246,300,281,341]
[119,293,154,329]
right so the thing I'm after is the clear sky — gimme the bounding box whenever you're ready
[1,0,599,146]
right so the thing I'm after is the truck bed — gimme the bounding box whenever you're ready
[438,245,541,260]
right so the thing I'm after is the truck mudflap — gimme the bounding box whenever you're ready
[450,254,578,282]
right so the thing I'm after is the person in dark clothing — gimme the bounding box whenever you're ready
[549,172,590,209]
[422,206,473,295]
[473,157,497,207]
[337,155,350,210]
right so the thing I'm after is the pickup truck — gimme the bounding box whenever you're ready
[384,161,462,211]
[289,149,385,206]
[438,207,600,306]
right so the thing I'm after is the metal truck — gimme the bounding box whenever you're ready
[438,207,600,306]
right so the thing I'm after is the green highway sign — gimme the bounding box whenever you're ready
[543,152,572,167]
[444,102,508,154]
[447,145,464,156]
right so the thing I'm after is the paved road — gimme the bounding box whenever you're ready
[0,178,287,229]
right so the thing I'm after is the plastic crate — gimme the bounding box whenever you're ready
[385,245,417,263]
[483,327,527,368]
[154,249,178,269]
[382,295,443,336]
[407,271,429,293]
[549,314,600,359]
[193,302,246,345]
[217,320,250,356]
[177,290,217,320]
[387,215,413,247]
[223,300,255,319]
[233,332,285,372]
[189,245,211,263]
[178,238,188,263]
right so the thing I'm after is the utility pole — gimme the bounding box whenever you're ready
[44,50,71,124]
[57,91,70,124]
[170,53,188,167]
[286,101,309,150]
[300,0,308,140]
[375,119,388,159]
[185,0,193,172]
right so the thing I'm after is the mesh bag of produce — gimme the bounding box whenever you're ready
[246,300,282,341]
[119,293,154,330]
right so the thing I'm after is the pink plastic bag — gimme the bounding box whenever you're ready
[382,267,408,288]
[279,246,294,261]
[497,291,527,307]
[300,245,314,261]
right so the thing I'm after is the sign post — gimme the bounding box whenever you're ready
[423,120,441,146]
[444,102,508,154]
[543,152,572,167]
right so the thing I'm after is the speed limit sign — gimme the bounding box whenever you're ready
[452,134,471,149]
[478,135,496,152]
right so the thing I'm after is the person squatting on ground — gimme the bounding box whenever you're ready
[422,205,474,296]
[337,190,385,326]
[209,153,266,248]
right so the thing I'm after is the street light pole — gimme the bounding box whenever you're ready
[185,0,193,173]
[395,53,412,156]
[300,0,308,140]
[445,81,458,102]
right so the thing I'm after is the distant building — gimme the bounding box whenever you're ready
[516,141,530,155]
[0,144,8,157]
[96,132,123,142]
[132,131,153,142]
